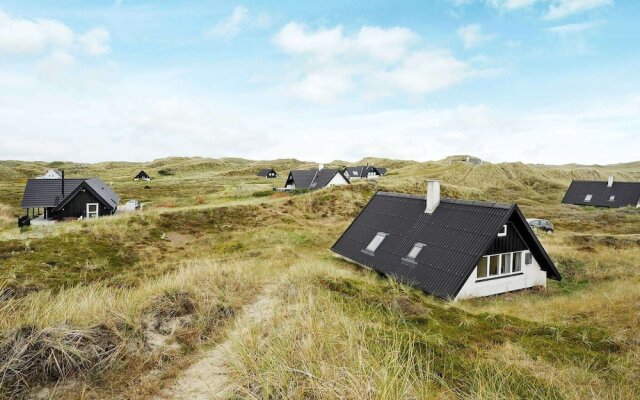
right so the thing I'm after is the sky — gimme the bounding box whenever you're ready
[0,0,639,164]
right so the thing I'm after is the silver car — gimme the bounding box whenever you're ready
[527,218,554,233]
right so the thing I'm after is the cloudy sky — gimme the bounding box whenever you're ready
[0,0,638,164]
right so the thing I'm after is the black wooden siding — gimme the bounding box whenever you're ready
[485,220,528,255]
[54,189,111,219]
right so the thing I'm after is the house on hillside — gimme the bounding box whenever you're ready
[284,165,350,190]
[344,165,383,180]
[331,180,561,300]
[377,167,387,176]
[20,171,120,224]
[562,176,640,208]
[449,156,483,165]
[257,168,278,178]
[36,169,63,179]
[134,170,152,181]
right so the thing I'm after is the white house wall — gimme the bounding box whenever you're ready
[455,252,547,300]
[327,173,349,187]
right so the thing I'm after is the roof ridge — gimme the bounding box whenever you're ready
[376,191,512,209]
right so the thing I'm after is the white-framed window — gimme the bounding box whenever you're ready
[498,224,508,237]
[365,232,387,253]
[477,251,525,280]
[608,195,615,202]
[406,243,425,260]
[585,194,593,202]
[86,203,99,219]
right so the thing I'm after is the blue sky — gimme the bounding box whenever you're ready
[0,0,638,164]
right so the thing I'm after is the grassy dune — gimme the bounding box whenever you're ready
[0,157,639,399]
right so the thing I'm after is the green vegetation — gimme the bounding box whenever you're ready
[0,156,639,399]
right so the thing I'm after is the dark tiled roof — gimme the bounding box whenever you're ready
[344,166,382,178]
[287,169,349,190]
[562,180,640,208]
[85,178,120,208]
[21,179,85,208]
[331,191,560,299]
[21,178,120,210]
[135,170,151,179]
[377,168,387,175]
[257,168,277,177]
[310,169,347,189]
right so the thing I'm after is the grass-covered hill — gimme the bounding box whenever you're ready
[0,156,639,399]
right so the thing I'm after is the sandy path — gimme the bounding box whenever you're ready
[152,287,276,400]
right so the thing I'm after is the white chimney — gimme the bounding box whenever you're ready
[319,164,324,171]
[425,179,440,214]
[607,175,614,187]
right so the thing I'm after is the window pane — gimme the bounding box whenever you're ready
[585,194,592,202]
[407,243,424,259]
[498,225,507,236]
[477,257,488,278]
[366,233,387,252]
[513,252,522,272]
[489,255,499,276]
[501,253,511,274]
[525,252,533,265]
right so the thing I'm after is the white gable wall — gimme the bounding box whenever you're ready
[455,251,547,300]
[37,169,62,179]
[327,173,349,187]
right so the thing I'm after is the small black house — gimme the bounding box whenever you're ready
[344,165,383,180]
[257,168,278,178]
[562,176,640,208]
[284,168,350,190]
[134,170,152,181]
[21,174,120,221]
[332,180,561,300]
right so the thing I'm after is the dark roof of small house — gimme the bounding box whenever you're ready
[257,168,277,177]
[377,168,387,175]
[562,180,640,208]
[21,178,120,209]
[288,169,349,190]
[135,170,151,178]
[344,166,381,178]
[331,191,561,299]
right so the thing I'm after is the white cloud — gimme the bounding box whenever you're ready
[486,0,541,10]
[458,24,496,48]
[0,11,74,54]
[207,6,248,38]
[355,26,418,62]
[206,6,272,39]
[545,0,612,20]
[273,22,348,58]
[288,70,353,103]
[379,50,471,94]
[273,22,485,103]
[546,20,603,34]
[35,50,76,80]
[463,0,611,19]
[79,28,111,55]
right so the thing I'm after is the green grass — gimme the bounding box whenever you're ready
[0,156,639,399]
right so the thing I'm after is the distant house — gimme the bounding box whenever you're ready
[36,169,63,179]
[20,172,120,223]
[562,176,640,208]
[331,180,561,300]
[257,168,278,178]
[344,165,383,180]
[284,166,350,190]
[377,167,387,176]
[134,170,152,181]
